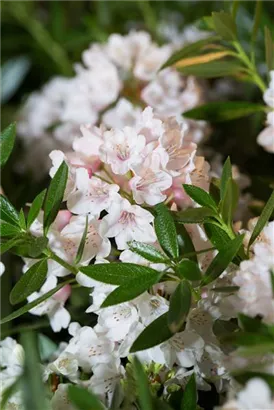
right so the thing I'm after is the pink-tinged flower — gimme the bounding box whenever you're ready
[49,150,76,200]
[129,150,172,205]
[100,197,156,249]
[54,210,72,232]
[136,106,165,143]
[103,98,142,129]
[257,112,274,153]
[99,126,146,175]
[160,119,197,177]
[73,124,104,161]
[67,168,120,215]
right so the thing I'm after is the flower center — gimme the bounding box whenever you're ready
[116,144,130,161]
[118,211,136,225]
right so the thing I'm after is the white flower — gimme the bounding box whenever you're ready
[0,337,24,391]
[99,127,146,175]
[257,112,274,153]
[27,276,71,332]
[49,150,76,200]
[72,124,104,160]
[136,292,169,326]
[129,150,172,205]
[51,383,77,410]
[136,106,165,143]
[0,261,5,277]
[263,71,274,108]
[100,198,156,249]
[103,98,142,129]
[67,168,120,215]
[47,352,79,382]
[134,43,171,81]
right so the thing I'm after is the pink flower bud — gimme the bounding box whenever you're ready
[55,210,72,231]
[53,284,71,303]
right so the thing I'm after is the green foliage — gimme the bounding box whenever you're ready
[133,358,153,410]
[0,194,20,226]
[177,59,242,78]
[183,184,217,210]
[75,215,88,264]
[154,203,179,259]
[265,26,274,71]
[176,260,202,281]
[175,207,216,223]
[212,11,237,41]
[27,189,46,229]
[0,122,16,167]
[168,281,192,333]
[176,224,197,262]
[128,240,169,263]
[181,374,197,410]
[68,385,106,410]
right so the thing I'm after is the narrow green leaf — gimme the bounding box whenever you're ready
[0,194,20,226]
[128,240,169,263]
[0,220,21,237]
[183,184,217,210]
[222,332,273,346]
[10,259,48,305]
[231,1,240,19]
[75,216,88,264]
[212,286,239,293]
[181,374,197,410]
[220,157,232,199]
[238,314,274,338]
[209,178,221,205]
[27,236,49,258]
[0,122,16,167]
[19,209,26,231]
[154,203,179,259]
[68,385,106,410]
[101,271,162,307]
[133,358,153,410]
[183,101,266,122]
[161,35,220,69]
[43,161,68,234]
[265,26,274,71]
[175,207,216,223]
[220,178,239,224]
[201,234,244,285]
[248,190,274,249]
[27,189,46,229]
[176,260,202,281]
[0,279,73,324]
[178,60,242,78]
[251,1,262,43]
[80,263,161,285]
[130,313,173,352]
[0,236,23,255]
[176,224,197,262]
[212,11,237,41]
[20,332,47,410]
[168,281,192,333]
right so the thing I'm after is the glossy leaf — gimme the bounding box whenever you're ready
[176,223,197,262]
[183,184,217,210]
[183,101,266,122]
[133,357,153,410]
[175,207,216,224]
[168,281,192,333]
[201,234,244,285]
[68,385,106,410]
[27,189,46,229]
[154,203,179,259]
[0,236,23,255]
[0,194,20,226]
[10,259,48,305]
[101,270,162,307]
[128,240,169,263]
[176,260,202,281]
[161,35,220,68]
[75,216,88,264]
[81,263,161,285]
[43,161,68,234]
[181,374,197,410]
[220,178,239,224]
[0,220,21,237]
[11,235,48,259]
[248,190,274,249]
[18,209,26,231]
[0,123,16,167]
[130,313,173,352]
[212,11,237,41]
[178,60,242,78]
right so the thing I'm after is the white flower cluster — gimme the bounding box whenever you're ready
[257,70,274,153]
[17,31,208,174]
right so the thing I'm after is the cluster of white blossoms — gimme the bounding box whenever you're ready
[17,30,208,174]
[257,70,274,153]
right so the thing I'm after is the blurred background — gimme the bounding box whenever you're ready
[1,2,274,386]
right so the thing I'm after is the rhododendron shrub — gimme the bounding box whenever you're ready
[1,5,274,410]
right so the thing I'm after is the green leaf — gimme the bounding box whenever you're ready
[201,234,244,286]
[183,101,266,122]
[10,259,48,305]
[101,270,162,307]
[130,313,173,352]
[183,184,217,210]
[128,240,169,263]
[133,358,153,410]
[26,236,49,258]
[68,385,106,410]
[176,224,197,262]
[0,220,21,237]
[238,314,274,338]
[0,236,23,255]
[176,260,202,281]
[223,332,274,346]
[220,178,239,224]
[161,35,220,68]
[168,281,192,333]
[209,178,221,205]
[19,209,26,231]
[0,194,20,226]
[181,374,197,410]
[75,216,88,264]
[177,60,242,78]
[27,189,46,229]
[154,203,179,259]
[0,279,72,324]
[0,123,16,167]
[212,11,237,41]
[212,286,239,293]
[175,207,216,223]
[80,263,161,285]
[248,190,274,249]
[220,157,232,199]
[20,332,47,410]
[264,26,274,71]
[213,319,239,339]
[251,1,262,43]
[43,161,68,234]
